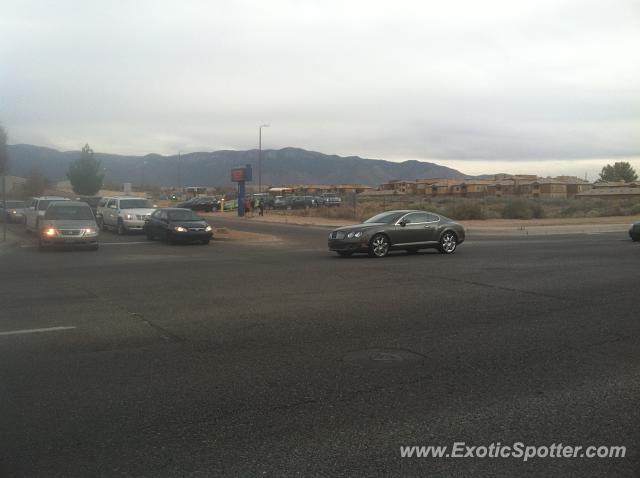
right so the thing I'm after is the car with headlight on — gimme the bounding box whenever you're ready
[38,201,99,251]
[630,222,640,242]
[1,200,26,223]
[143,208,213,244]
[328,210,465,257]
[96,196,156,234]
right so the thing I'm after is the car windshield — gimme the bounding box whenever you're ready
[363,212,406,224]
[120,199,152,209]
[37,200,61,211]
[45,205,94,220]
[168,210,202,221]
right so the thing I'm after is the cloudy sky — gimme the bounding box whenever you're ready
[1,0,638,178]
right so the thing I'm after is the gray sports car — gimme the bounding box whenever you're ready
[328,210,466,257]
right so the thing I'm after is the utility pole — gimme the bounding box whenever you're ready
[258,124,270,193]
[1,126,7,242]
[2,173,6,242]
[178,152,182,196]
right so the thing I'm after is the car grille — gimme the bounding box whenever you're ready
[60,229,81,236]
[136,215,149,220]
[189,227,206,232]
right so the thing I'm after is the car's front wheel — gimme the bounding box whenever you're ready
[368,234,390,258]
[439,231,458,254]
[117,220,126,235]
[97,217,106,231]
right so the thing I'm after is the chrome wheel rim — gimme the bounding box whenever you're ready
[372,236,389,257]
[441,233,457,253]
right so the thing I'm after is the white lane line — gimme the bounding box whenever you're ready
[99,241,153,245]
[0,326,77,336]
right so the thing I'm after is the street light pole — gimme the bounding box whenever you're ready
[258,124,270,193]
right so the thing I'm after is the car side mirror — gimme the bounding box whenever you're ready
[399,220,407,227]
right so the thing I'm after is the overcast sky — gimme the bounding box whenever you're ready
[1,0,638,178]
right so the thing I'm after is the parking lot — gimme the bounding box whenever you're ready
[1,219,639,477]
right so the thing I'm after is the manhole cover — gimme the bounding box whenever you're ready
[343,348,424,368]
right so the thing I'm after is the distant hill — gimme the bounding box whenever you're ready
[6,144,490,187]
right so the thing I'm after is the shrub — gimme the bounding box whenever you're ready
[447,200,485,220]
[501,199,533,219]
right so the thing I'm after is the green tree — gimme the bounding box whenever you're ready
[597,161,638,183]
[67,144,104,195]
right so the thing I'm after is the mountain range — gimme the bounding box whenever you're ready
[6,144,490,187]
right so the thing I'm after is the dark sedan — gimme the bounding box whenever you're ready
[328,210,466,257]
[177,197,218,212]
[630,222,640,242]
[144,208,213,244]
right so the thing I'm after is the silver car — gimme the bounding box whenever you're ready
[38,201,100,251]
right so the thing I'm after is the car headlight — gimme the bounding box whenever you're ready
[205,225,212,232]
[354,231,363,238]
[347,232,354,238]
[11,210,17,214]
[125,214,134,220]
[174,226,188,232]
[83,228,97,235]
[44,227,58,237]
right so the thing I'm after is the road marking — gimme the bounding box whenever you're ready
[99,241,154,245]
[0,326,77,336]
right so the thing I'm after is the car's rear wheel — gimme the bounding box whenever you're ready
[368,234,390,258]
[337,251,353,257]
[439,231,458,254]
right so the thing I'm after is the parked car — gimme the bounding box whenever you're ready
[144,208,213,244]
[1,200,26,223]
[630,222,640,241]
[321,193,342,207]
[76,196,102,214]
[328,209,466,257]
[273,196,290,209]
[96,196,156,234]
[252,193,274,209]
[24,196,70,232]
[38,201,99,251]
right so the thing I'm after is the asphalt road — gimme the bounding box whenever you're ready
[0,219,638,477]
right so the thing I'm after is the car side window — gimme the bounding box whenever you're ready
[107,199,116,209]
[98,198,108,207]
[402,213,424,224]
[407,212,435,223]
[159,211,167,221]
[425,213,440,222]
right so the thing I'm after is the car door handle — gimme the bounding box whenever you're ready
[423,225,432,228]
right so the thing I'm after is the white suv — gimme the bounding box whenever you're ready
[24,196,70,232]
[96,196,156,235]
